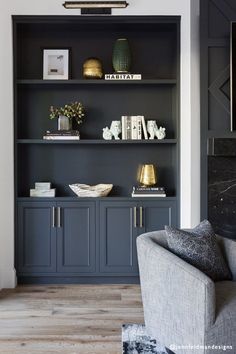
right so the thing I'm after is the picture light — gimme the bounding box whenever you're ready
[63,1,129,14]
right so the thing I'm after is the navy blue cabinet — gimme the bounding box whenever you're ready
[17,202,57,273]
[99,201,139,275]
[17,201,96,276]
[138,200,177,233]
[57,202,96,273]
[99,199,177,275]
[17,198,177,282]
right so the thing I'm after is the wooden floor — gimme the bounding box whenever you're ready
[0,284,143,354]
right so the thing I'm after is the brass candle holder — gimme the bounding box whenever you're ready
[139,164,157,187]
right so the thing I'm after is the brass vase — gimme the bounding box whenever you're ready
[112,38,131,73]
[139,164,157,187]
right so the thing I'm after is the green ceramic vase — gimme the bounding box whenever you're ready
[112,38,131,73]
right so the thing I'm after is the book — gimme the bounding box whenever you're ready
[35,182,51,190]
[132,193,166,197]
[132,191,166,195]
[105,74,142,80]
[126,116,132,140]
[44,130,80,136]
[131,116,138,140]
[43,136,80,140]
[30,188,56,197]
[121,116,127,139]
[136,116,143,140]
[132,190,166,195]
[131,116,142,140]
[141,116,148,140]
[133,186,166,192]
[132,186,166,196]
[122,116,143,140]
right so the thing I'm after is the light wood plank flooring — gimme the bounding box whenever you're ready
[0,285,143,354]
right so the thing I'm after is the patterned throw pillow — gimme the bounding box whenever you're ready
[165,220,232,281]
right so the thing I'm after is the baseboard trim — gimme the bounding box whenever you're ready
[18,276,140,285]
[0,268,17,289]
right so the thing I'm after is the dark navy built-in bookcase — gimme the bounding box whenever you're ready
[13,16,180,284]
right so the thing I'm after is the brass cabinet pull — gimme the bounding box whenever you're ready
[52,207,56,228]
[57,207,61,228]
[134,207,137,228]
[140,206,143,228]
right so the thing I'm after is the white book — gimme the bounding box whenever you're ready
[131,116,138,140]
[105,74,142,80]
[35,182,51,191]
[126,116,132,140]
[136,116,142,140]
[121,116,127,140]
[141,116,148,140]
[43,136,80,140]
[30,189,56,197]
[132,193,166,198]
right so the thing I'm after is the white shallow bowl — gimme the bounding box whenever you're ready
[69,183,113,197]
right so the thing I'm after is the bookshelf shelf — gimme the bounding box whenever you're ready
[17,139,177,145]
[16,79,177,85]
[17,196,177,201]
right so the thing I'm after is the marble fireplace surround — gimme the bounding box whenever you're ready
[208,138,236,239]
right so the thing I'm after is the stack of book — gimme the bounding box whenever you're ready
[121,116,148,140]
[132,186,166,198]
[30,182,56,197]
[43,130,80,140]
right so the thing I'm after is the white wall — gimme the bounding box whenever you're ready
[0,0,200,289]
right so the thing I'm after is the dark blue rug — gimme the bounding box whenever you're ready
[122,324,175,354]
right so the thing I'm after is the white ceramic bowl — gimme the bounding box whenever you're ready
[69,183,113,197]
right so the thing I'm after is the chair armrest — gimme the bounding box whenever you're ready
[137,232,215,349]
[217,235,236,280]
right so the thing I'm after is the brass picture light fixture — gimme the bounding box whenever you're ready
[63,1,129,14]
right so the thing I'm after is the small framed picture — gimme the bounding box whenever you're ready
[43,49,70,80]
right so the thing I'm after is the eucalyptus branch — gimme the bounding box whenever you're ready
[49,102,85,125]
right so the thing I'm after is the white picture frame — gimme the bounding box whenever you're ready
[43,49,69,80]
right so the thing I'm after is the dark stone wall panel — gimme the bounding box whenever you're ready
[208,156,236,239]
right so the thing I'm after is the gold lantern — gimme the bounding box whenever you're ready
[83,57,103,79]
[139,164,157,187]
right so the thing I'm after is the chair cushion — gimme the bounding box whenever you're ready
[206,281,236,351]
[165,220,232,281]
[215,281,236,321]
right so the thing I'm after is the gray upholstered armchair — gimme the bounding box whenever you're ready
[137,230,236,354]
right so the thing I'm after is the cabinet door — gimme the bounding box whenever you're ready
[57,202,96,273]
[99,201,138,274]
[17,202,57,274]
[139,200,177,233]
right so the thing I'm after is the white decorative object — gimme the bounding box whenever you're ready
[147,120,166,140]
[30,189,56,197]
[147,120,158,139]
[69,183,113,197]
[110,120,121,140]
[156,126,166,140]
[102,127,113,140]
